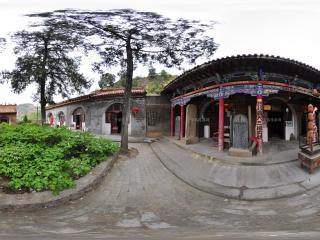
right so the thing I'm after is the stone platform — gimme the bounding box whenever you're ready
[167,137,299,165]
[151,137,320,200]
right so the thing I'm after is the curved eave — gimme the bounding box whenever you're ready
[162,54,320,94]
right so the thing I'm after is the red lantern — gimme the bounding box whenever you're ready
[132,107,140,114]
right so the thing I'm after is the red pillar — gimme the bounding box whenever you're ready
[180,105,185,139]
[256,95,263,154]
[218,97,224,151]
[170,106,174,136]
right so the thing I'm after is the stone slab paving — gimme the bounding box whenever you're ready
[1,142,320,239]
[151,139,320,200]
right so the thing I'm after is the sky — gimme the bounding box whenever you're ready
[0,0,320,104]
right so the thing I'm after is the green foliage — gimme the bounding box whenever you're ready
[21,115,32,124]
[148,66,156,81]
[1,19,91,123]
[114,74,141,88]
[114,69,176,94]
[98,73,115,88]
[19,111,39,123]
[0,124,118,195]
[26,9,218,152]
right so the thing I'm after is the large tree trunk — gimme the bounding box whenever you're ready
[120,39,134,154]
[40,38,49,125]
[40,78,46,125]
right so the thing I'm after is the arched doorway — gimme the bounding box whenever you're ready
[0,116,9,123]
[73,107,85,130]
[58,112,65,126]
[105,103,122,134]
[201,100,219,138]
[265,99,293,140]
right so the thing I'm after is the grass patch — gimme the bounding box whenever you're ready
[0,123,119,195]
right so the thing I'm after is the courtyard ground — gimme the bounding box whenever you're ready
[1,141,320,239]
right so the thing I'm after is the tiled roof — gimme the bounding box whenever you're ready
[47,87,146,110]
[93,87,145,97]
[162,54,320,93]
[0,104,17,114]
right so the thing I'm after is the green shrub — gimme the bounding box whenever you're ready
[0,123,119,195]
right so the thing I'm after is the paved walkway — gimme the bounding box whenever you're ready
[151,138,320,200]
[96,134,157,143]
[1,143,320,239]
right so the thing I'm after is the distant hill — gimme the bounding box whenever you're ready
[114,69,176,95]
[17,103,38,121]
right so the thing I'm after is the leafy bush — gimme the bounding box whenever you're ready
[0,123,118,194]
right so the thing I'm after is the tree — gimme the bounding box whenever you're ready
[148,66,156,80]
[31,9,218,153]
[22,115,31,123]
[98,73,115,88]
[2,19,90,124]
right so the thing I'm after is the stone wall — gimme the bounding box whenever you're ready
[0,113,16,125]
[145,96,171,137]
[46,97,146,137]
[130,98,146,137]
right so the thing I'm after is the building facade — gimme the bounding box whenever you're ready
[0,104,17,125]
[46,54,320,153]
[161,55,320,155]
[46,87,171,137]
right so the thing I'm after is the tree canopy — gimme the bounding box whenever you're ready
[148,66,157,81]
[28,9,218,153]
[98,73,115,88]
[1,19,90,123]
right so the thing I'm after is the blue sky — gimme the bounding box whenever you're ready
[0,0,319,104]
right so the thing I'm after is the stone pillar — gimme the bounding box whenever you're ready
[180,105,185,138]
[256,95,263,154]
[307,104,316,150]
[170,106,174,136]
[218,97,224,151]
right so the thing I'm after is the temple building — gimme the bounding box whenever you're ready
[162,54,320,156]
[47,54,320,156]
[0,104,17,125]
[46,87,170,137]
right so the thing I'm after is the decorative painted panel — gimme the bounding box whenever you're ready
[171,81,316,106]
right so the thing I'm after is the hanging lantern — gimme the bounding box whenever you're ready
[131,107,140,114]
